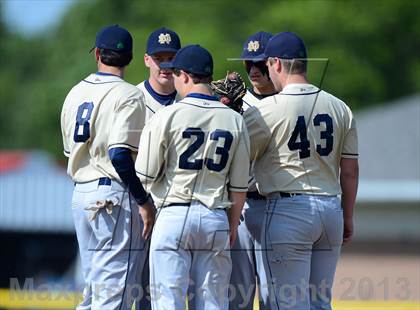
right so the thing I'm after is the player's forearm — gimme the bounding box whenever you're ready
[228,191,246,226]
[340,158,359,219]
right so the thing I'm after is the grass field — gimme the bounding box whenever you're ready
[1,289,419,310]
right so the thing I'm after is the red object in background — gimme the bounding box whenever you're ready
[0,151,26,173]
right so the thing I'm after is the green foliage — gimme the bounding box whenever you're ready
[0,0,419,157]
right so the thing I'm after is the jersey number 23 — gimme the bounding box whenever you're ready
[179,127,233,172]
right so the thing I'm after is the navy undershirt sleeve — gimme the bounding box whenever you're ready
[109,147,149,205]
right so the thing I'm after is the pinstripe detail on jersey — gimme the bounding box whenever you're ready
[109,143,138,151]
[180,102,230,110]
[228,185,248,190]
[279,89,321,96]
[243,99,253,109]
[82,79,124,85]
[146,105,156,114]
[136,170,156,179]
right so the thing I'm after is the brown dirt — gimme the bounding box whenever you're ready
[334,253,420,301]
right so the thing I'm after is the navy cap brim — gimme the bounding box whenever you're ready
[159,61,175,69]
[147,47,179,55]
[227,56,267,61]
[260,54,307,60]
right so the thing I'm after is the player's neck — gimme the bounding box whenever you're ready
[281,74,309,88]
[148,78,175,95]
[97,63,124,78]
[253,84,276,95]
[187,84,212,96]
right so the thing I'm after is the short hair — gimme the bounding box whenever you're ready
[189,73,213,84]
[268,57,307,74]
[173,69,212,84]
[99,48,133,67]
[280,59,307,74]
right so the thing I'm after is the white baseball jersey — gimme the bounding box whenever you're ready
[244,83,358,196]
[242,89,276,191]
[135,93,250,209]
[61,73,146,182]
[137,80,177,121]
[242,89,276,112]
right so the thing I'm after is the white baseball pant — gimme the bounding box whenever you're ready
[72,179,149,310]
[149,201,231,310]
[262,194,343,310]
[230,198,270,309]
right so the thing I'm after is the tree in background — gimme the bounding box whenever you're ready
[0,0,419,157]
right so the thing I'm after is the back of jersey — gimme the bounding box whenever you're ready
[136,94,250,209]
[245,83,358,196]
[61,73,146,182]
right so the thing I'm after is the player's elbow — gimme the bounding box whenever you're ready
[109,147,133,173]
[340,158,359,180]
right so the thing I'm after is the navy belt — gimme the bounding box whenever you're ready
[279,192,302,198]
[165,202,191,207]
[74,177,112,186]
[246,191,302,199]
[163,202,227,212]
[98,177,112,186]
[246,191,266,200]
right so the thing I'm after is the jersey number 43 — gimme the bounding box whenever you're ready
[288,113,333,159]
[179,127,233,172]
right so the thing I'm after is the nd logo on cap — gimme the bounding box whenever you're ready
[247,40,260,52]
[147,27,180,54]
[158,33,172,45]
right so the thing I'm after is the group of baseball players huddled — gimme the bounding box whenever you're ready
[61,24,358,310]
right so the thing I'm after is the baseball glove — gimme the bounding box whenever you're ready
[211,71,247,114]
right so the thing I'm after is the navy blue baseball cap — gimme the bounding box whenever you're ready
[92,24,133,53]
[238,31,273,61]
[146,27,181,55]
[263,32,307,59]
[160,44,213,76]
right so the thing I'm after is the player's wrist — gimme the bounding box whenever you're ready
[137,194,152,206]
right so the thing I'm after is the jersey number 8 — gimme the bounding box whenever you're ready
[73,102,94,143]
[179,127,233,172]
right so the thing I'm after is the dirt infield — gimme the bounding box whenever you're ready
[334,253,420,301]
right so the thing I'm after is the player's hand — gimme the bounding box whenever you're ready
[139,199,156,239]
[229,223,239,247]
[343,217,354,245]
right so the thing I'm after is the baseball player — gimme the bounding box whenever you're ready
[135,45,250,310]
[229,31,276,310]
[60,25,155,309]
[241,31,277,112]
[244,32,359,309]
[134,26,181,310]
[137,27,181,120]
